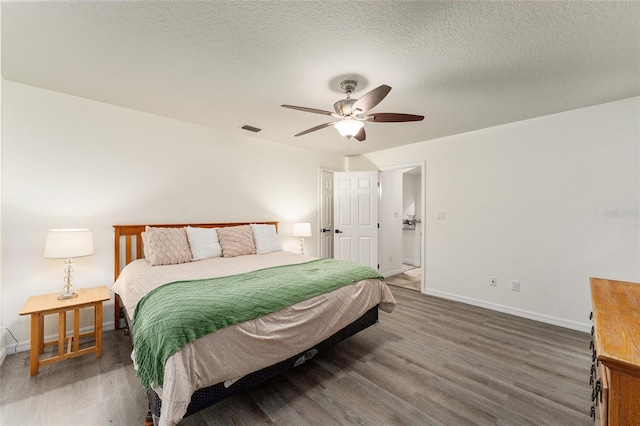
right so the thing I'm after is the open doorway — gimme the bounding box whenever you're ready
[379,163,424,292]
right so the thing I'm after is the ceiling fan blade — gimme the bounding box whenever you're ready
[294,122,335,137]
[353,127,366,141]
[281,104,333,116]
[352,84,391,114]
[366,113,424,122]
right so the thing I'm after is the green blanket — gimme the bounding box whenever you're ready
[132,258,382,390]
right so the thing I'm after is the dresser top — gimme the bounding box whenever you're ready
[590,277,640,377]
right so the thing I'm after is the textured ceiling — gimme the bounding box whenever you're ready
[2,1,639,156]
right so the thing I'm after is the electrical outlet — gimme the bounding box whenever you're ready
[490,276,497,286]
[511,280,520,292]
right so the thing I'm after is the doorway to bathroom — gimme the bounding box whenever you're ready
[379,162,424,292]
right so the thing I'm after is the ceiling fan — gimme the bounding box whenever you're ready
[282,80,424,142]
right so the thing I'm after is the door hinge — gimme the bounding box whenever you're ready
[377,264,380,270]
[377,223,380,229]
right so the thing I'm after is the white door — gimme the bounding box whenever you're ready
[333,171,379,269]
[319,170,334,258]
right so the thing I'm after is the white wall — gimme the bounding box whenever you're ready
[0,10,6,365]
[2,81,636,361]
[0,81,344,355]
[365,97,640,331]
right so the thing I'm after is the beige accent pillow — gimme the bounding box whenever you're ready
[144,226,192,266]
[140,231,149,260]
[217,225,257,257]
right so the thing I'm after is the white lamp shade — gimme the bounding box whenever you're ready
[44,229,95,259]
[292,223,312,238]
[334,119,364,137]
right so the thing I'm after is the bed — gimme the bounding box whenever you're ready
[111,222,396,426]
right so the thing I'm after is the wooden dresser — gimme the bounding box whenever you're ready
[590,277,640,425]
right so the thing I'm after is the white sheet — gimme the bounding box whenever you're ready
[112,252,396,426]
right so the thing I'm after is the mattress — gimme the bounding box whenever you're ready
[112,251,396,426]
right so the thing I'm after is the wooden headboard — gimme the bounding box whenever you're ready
[113,221,278,330]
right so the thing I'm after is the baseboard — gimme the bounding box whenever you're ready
[402,259,421,267]
[1,327,12,366]
[382,267,407,278]
[0,344,7,367]
[421,288,591,333]
[383,264,423,278]
[2,321,115,355]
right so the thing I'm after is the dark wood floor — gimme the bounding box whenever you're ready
[0,286,593,425]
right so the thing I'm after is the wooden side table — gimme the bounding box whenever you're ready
[19,285,110,376]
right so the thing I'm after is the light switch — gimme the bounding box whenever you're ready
[435,211,445,220]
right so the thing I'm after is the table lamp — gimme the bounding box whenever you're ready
[44,229,94,299]
[292,222,312,255]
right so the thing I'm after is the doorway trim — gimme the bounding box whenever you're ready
[379,161,426,293]
[318,167,342,257]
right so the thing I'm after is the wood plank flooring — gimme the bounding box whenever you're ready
[385,267,422,292]
[0,286,593,425]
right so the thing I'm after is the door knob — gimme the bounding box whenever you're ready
[335,229,343,233]
[321,228,331,233]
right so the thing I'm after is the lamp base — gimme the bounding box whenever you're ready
[59,258,78,300]
[57,291,78,300]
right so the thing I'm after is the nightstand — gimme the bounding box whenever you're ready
[19,285,110,376]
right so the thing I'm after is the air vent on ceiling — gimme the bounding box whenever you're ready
[240,124,262,133]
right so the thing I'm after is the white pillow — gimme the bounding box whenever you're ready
[186,226,223,260]
[251,224,283,255]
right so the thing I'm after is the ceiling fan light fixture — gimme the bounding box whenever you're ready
[334,119,364,138]
[282,81,424,143]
